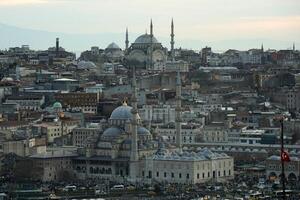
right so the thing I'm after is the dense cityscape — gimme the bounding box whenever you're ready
[0,9,300,200]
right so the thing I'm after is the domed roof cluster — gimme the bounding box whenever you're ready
[134,34,159,44]
[153,148,230,161]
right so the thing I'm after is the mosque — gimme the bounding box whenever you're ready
[125,20,168,71]
[73,49,234,183]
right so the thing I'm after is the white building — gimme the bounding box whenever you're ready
[140,148,234,184]
[157,122,202,144]
[139,104,175,124]
[5,95,45,111]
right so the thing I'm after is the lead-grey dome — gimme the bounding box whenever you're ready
[106,42,121,50]
[110,103,133,120]
[134,34,158,44]
[138,126,151,135]
[102,127,124,138]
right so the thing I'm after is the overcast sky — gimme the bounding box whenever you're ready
[0,0,299,50]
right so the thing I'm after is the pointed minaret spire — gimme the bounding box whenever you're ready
[170,18,175,61]
[175,67,182,152]
[130,65,139,162]
[261,43,264,52]
[293,42,295,51]
[150,19,153,36]
[125,27,129,51]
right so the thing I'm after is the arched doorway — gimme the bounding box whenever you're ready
[288,173,297,181]
[268,172,277,181]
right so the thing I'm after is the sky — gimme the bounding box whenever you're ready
[0,0,300,51]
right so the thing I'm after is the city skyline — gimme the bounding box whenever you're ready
[0,0,299,51]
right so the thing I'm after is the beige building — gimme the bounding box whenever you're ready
[72,127,101,147]
[33,120,77,143]
[203,122,228,143]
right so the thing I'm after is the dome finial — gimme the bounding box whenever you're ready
[122,98,128,106]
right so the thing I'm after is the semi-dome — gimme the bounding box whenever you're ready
[106,42,121,50]
[137,126,151,135]
[110,103,133,120]
[102,127,124,138]
[134,34,159,44]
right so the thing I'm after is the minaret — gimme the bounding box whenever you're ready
[130,66,139,162]
[170,18,175,61]
[125,28,129,51]
[129,65,139,181]
[175,68,182,152]
[293,42,295,52]
[56,37,59,57]
[149,19,153,70]
[150,19,153,37]
[261,43,264,52]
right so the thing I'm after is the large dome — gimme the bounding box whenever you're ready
[110,103,133,120]
[134,34,158,44]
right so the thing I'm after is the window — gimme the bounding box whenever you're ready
[186,173,189,179]
[229,170,231,176]
[224,170,226,176]
[202,173,205,178]
[157,172,159,177]
[179,173,182,178]
[142,171,145,177]
[171,172,174,178]
[197,173,199,179]
[208,172,210,177]
[164,172,167,178]
[218,171,220,177]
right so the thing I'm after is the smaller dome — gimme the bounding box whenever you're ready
[106,42,121,50]
[102,127,124,138]
[53,102,62,109]
[78,61,96,69]
[138,127,151,135]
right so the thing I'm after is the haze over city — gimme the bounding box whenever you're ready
[0,0,300,52]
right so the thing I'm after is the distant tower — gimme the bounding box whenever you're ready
[175,69,182,152]
[130,65,139,180]
[170,18,175,61]
[125,28,129,51]
[293,42,295,51]
[261,43,264,52]
[56,37,59,56]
